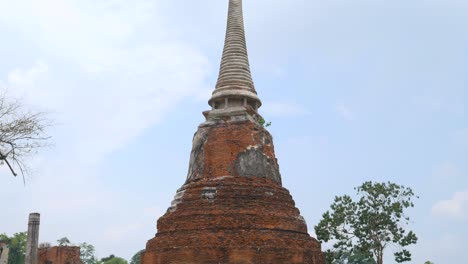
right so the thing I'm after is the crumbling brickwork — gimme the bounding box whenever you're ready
[142,115,325,264]
[38,246,81,264]
[186,120,281,183]
[142,0,325,262]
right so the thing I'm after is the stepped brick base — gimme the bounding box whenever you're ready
[142,176,325,264]
[142,113,325,264]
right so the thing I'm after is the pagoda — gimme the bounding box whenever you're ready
[142,0,325,263]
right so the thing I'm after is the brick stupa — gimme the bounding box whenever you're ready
[142,0,326,263]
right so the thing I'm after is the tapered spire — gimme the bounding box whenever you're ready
[208,0,261,110]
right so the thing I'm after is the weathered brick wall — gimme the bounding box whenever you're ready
[38,247,81,264]
[142,117,325,264]
[186,120,281,183]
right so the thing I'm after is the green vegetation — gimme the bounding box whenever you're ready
[315,181,418,264]
[130,250,144,264]
[323,250,377,264]
[101,255,128,264]
[80,242,99,264]
[0,232,27,264]
[258,116,271,127]
[1,234,125,264]
[57,237,71,246]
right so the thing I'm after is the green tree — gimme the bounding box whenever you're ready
[325,249,377,264]
[57,237,70,246]
[79,242,98,264]
[101,255,127,264]
[315,181,418,264]
[0,232,27,264]
[130,250,144,264]
[101,255,115,262]
[424,262,434,264]
[0,233,8,243]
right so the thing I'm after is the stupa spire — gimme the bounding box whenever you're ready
[209,0,261,110]
[141,1,326,262]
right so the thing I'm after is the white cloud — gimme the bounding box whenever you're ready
[1,62,69,110]
[7,62,48,87]
[0,0,211,259]
[0,0,212,165]
[432,161,462,179]
[336,104,354,121]
[0,0,154,73]
[261,101,307,117]
[432,191,468,220]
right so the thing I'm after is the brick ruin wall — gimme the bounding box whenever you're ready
[38,247,81,264]
[142,118,325,264]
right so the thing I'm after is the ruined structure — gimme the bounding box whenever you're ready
[38,246,82,264]
[26,213,40,264]
[142,0,325,263]
[0,242,9,264]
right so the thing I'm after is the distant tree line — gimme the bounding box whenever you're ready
[0,235,141,264]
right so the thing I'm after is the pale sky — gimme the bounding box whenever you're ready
[1,0,467,263]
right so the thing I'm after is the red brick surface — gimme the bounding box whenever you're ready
[143,117,325,264]
[201,122,276,179]
[38,246,81,264]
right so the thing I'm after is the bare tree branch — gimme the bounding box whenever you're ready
[0,91,51,182]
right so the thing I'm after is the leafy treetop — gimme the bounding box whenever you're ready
[57,237,71,246]
[315,181,418,264]
[0,232,27,264]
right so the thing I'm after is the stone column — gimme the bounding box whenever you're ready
[25,213,40,264]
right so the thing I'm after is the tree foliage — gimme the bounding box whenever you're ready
[324,249,377,264]
[130,250,144,264]
[57,237,71,246]
[101,255,116,263]
[0,92,50,181]
[101,255,127,264]
[0,232,27,264]
[79,242,98,264]
[315,181,418,264]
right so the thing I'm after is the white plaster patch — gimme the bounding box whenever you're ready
[168,189,186,212]
[297,215,307,224]
[201,187,217,200]
[213,176,234,181]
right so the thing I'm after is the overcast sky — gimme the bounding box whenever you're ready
[1,0,467,263]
